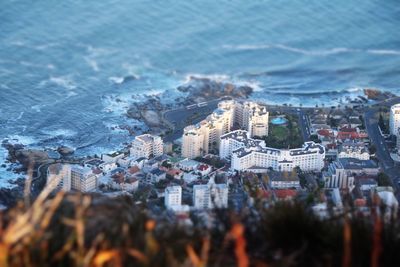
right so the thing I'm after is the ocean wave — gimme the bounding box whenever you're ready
[84,56,100,72]
[16,112,24,120]
[108,75,139,85]
[4,135,38,145]
[263,87,363,96]
[182,73,262,92]
[31,104,44,112]
[20,61,55,70]
[42,129,77,138]
[183,73,231,84]
[66,91,78,98]
[223,44,400,57]
[366,49,400,55]
[223,44,355,56]
[43,76,77,90]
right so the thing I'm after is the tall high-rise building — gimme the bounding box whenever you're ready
[389,103,400,135]
[181,100,269,158]
[71,165,97,192]
[130,134,163,159]
[182,126,205,159]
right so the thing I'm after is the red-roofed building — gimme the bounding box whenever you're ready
[167,169,183,179]
[197,164,212,176]
[128,166,140,175]
[274,189,298,201]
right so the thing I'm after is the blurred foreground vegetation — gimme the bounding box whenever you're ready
[0,191,400,267]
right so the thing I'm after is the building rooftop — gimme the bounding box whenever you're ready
[150,168,166,176]
[338,158,378,170]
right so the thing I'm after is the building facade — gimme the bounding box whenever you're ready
[46,163,71,191]
[71,165,97,192]
[389,103,400,135]
[193,179,228,209]
[338,142,370,160]
[181,100,269,159]
[220,130,325,172]
[130,134,163,159]
[165,185,182,209]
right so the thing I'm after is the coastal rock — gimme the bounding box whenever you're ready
[2,142,25,163]
[0,186,23,208]
[177,77,253,100]
[57,146,75,156]
[14,149,50,169]
[141,110,161,126]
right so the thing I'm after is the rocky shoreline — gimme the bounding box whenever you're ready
[126,76,253,135]
[0,80,394,208]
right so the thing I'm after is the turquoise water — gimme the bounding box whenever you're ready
[271,117,288,125]
[0,0,399,185]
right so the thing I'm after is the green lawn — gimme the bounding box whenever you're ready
[263,114,303,149]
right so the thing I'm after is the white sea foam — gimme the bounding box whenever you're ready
[31,104,44,112]
[84,56,100,72]
[366,49,400,55]
[223,44,355,56]
[5,135,37,145]
[42,129,77,138]
[183,73,231,84]
[121,63,142,78]
[15,111,24,121]
[66,91,78,98]
[182,73,262,92]
[34,42,59,50]
[48,76,77,90]
[224,44,400,57]
[108,76,125,84]
[222,44,272,50]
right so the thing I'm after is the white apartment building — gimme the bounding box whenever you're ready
[46,163,71,191]
[130,134,163,159]
[182,126,205,159]
[101,151,125,163]
[221,130,325,172]
[71,165,97,192]
[389,103,400,135]
[219,130,265,159]
[324,161,355,190]
[182,100,269,159]
[338,142,370,160]
[165,185,182,209]
[193,178,228,209]
[239,101,269,137]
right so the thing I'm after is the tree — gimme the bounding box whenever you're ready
[377,172,391,186]
[378,113,386,133]
[369,144,377,155]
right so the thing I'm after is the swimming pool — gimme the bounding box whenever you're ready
[271,117,288,125]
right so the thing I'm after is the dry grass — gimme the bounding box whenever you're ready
[1,168,400,266]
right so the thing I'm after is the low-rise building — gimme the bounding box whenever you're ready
[165,185,182,210]
[269,171,300,189]
[338,142,370,160]
[101,151,125,163]
[193,178,228,209]
[148,168,166,183]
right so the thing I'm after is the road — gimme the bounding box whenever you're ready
[267,105,312,142]
[162,99,221,142]
[363,97,400,193]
